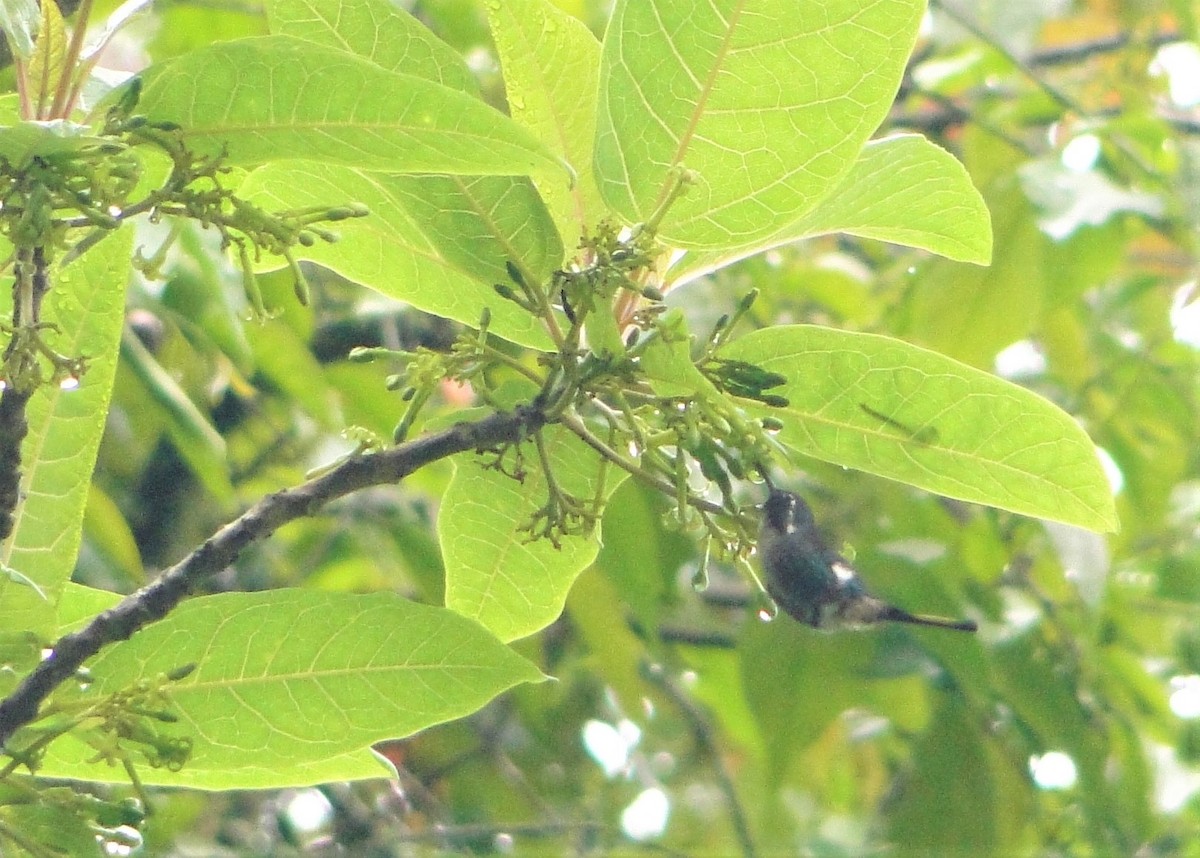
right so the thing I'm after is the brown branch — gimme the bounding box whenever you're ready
[0,403,546,745]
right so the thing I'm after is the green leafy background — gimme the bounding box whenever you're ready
[1,0,1195,854]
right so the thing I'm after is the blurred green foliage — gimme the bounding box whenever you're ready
[4,0,1200,855]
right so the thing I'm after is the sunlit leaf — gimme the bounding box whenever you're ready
[669,135,993,287]
[441,426,627,641]
[721,325,1118,531]
[595,0,924,250]
[238,163,559,349]
[27,0,66,116]
[488,0,605,247]
[38,590,545,789]
[266,0,478,92]
[0,231,132,638]
[131,35,566,176]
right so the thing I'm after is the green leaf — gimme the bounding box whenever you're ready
[0,801,106,857]
[720,325,1118,531]
[669,135,994,286]
[594,480,687,636]
[0,121,113,167]
[441,427,627,642]
[594,0,924,250]
[56,581,122,635]
[37,590,545,789]
[780,132,996,261]
[266,0,479,93]
[238,163,559,349]
[0,231,132,638]
[83,485,145,587]
[131,35,565,176]
[0,631,39,699]
[895,130,1046,368]
[487,0,605,248]
[27,0,67,116]
[246,311,344,431]
[118,327,236,506]
[0,0,39,58]
[886,697,1001,855]
[260,0,566,346]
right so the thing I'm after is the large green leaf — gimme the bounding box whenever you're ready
[594,0,924,250]
[55,581,121,634]
[238,164,559,349]
[265,0,479,93]
[131,35,564,176]
[487,0,605,248]
[441,426,627,642]
[259,0,564,349]
[668,135,993,286]
[0,231,132,638]
[37,589,545,789]
[721,326,1118,531]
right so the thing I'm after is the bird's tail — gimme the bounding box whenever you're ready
[884,606,977,632]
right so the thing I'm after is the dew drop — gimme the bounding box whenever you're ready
[691,566,709,592]
[59,376,80,391]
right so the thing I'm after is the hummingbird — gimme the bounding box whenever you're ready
[757,488,977,632]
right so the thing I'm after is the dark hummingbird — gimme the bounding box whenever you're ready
[757,489,977,632]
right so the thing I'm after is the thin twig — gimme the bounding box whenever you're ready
[0,404,546,745]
